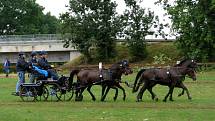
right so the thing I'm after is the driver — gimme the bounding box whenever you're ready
[37,50,59,80]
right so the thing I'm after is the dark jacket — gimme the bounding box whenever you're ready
[16,57,29,72]
[28,57,37,66]
[37,57,51,70]
[28,57,38,73]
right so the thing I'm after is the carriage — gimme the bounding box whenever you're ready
[16,62,114,102]
[18,76,77,102]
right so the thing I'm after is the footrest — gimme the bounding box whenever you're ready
[21,83,41,87]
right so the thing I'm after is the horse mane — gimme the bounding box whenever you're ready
[174,59,188,67]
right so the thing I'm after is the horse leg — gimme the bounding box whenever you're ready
[87,85,96,101]
[169,86,175,101]
[176,82,185,97]
[75,83,81,101]
[75,89,79,101]
[101,85,107,98]
[178,88,185,97]
[137,83,148,102]
[116,83,126,101]
[178,83,192,100]
[112,86,118,101]
[163,85,174,102]
[101,86,110,101]
[147,83,158,101]
[77,87,86,101]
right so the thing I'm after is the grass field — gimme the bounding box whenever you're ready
[0,70,215,121]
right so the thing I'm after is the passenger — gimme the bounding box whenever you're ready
[28,51,38,83]
[13,52,29,96]
[37,50,59,80]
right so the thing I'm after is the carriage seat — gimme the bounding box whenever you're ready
[31,69,50,81]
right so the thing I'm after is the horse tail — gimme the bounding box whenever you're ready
[69,69,80,85]
[132,68,146,93]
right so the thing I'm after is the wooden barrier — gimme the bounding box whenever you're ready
[197,63,215,71]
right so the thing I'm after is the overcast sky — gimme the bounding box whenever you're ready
[36,0,173,39]
[36,0,165,17]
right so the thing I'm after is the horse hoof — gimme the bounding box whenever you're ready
[92,98,96,101]
[169,99,174,101]
[188,97,192,100]
[163,99,167,102]
[178,94,182,97]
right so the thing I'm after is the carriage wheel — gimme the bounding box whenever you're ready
[46,84,62,101]
[55,86,63,101]
[42,86,49,101]
[19,86,37,102]
[63,87,74,101]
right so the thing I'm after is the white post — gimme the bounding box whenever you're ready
[99,62,102,69]
[99,62,102,78]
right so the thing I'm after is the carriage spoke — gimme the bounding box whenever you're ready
[19,86,37,102]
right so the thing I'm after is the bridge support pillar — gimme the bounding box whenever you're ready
[70,51,81,61]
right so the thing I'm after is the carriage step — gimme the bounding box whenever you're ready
[11,92,19,96]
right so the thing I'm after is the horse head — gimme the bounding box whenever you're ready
[110,60,133,76]
[186,68,197,81]
[119,60,133,75]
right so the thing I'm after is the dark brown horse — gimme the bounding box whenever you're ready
[69,60,133,101]
[133,59,197,102]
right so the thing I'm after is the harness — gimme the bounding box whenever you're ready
[166,66,195,83]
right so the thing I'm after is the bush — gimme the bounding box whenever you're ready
[153,53,172,65]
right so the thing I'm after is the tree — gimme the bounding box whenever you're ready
[0,0,60,35]
[40,12,60,34]
[122,0,155,61]
[156,0,215,61]
[60,0,121,62]
[93,0,120,61]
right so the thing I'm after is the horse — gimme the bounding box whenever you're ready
[132,59,197,102]
[69,60,133,101]
[133,59,197,100]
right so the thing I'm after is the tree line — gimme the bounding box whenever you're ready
[0,0,59,35]
[0,0,214,62]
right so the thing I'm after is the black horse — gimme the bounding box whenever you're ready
[69,60,133,101]
[133,59,197,102]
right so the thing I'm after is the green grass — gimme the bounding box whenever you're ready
[0,70,215,121]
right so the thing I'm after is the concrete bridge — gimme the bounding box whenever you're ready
[0,34,80,63]
[0,34,175,63]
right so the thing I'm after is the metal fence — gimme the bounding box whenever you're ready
[0,34,62,42]
[0,34,175,42]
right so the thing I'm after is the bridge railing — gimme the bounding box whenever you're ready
[0,34,176,42]
[0,34,62,42]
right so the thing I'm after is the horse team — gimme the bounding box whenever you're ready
[68,59,197,102]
